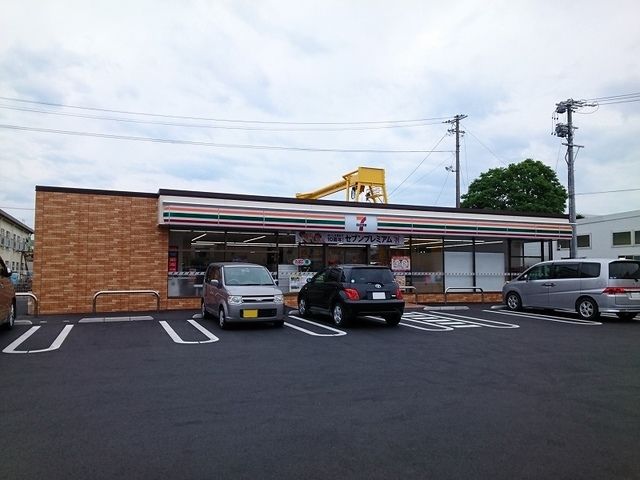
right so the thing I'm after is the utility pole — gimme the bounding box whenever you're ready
[554,99,594,259]
[445,114,467,208]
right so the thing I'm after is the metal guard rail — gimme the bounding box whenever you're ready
[16,292,39,317]
[444,287,484,304]
[93,290,160,313]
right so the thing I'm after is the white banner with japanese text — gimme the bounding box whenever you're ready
[296,232,404,245]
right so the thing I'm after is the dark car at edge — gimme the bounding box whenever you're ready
[297,264,405,327]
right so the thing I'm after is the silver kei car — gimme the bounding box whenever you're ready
[201,262,285,329]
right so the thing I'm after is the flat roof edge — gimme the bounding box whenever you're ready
[36,185,158,199]
[158,188,569,220]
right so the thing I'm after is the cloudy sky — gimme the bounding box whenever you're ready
[1,0,639,228]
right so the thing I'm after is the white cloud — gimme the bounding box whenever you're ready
[1,0,639,228]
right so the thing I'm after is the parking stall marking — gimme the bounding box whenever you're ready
[2,325,74,354]
[485,309,602,325]
[433,312,520,329]
[285,315,347,337]
[159,320,220,344]
[399,311,518,331]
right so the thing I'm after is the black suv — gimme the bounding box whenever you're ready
[297,265,405,327]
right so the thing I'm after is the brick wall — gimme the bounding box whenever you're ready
[33,190,173,314]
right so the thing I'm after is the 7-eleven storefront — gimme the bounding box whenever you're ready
[33,186,571,314]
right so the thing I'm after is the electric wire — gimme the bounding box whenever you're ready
[584,92,640,102]
[434,169,450,205]
[575,188,640,196]
[0,95,453,125]
[389,132,448,196]
[464,127,509,166]
[0,123,454,154]
[0,104,446,132]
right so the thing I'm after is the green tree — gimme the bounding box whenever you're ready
[460,159,567,214]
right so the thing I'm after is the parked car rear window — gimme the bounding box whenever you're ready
[346,268,395,284]
[609,261,640,280]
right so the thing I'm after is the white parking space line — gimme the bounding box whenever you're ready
[400,320,455,332]
[434,312,520,329]
[159,320,219,344]
[3,325,74,354]
[285,316,347,337]
[485,310,602,325]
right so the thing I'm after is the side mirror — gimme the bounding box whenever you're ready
[274,279,279,286]
[209,279,219,288]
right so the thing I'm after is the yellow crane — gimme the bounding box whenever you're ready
[296,167,389,203]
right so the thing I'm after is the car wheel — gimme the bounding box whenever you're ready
[576,297,599,320]
[273,320,285,328]
[298,297,309,317]
[201,301,211,319]
[384,313,401,327]
[616,312,637,321]
[505,292,522,311]
[332,302,350,327]
[218,308,228,329]
[3,302,15,330]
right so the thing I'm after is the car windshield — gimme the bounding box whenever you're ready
[347,268,395,284]
[224,266,274,286]
[609,261,640,280]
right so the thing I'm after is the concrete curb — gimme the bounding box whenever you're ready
[423,305,470,311]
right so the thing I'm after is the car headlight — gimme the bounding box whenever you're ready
[228,295,243,305]
[274,294,284,304]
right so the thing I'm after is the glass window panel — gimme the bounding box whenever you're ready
[475,239,507,291]
[577,235,590,248]
[612,231,631,246]
[411,236,443,294]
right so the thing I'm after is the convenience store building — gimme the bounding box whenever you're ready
[33,186,572,314]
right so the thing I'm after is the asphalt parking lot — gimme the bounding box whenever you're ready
[2,305,639,480]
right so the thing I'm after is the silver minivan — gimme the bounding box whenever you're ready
[503,258,640,320]
[201,262,285,329]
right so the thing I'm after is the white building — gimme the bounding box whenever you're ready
[0,208,34,276]
[556,210,640,260]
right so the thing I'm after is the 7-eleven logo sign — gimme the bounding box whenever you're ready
[346,214,377,232]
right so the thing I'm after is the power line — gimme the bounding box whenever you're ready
[584,92,640,102]
[0,123,454,154]
[464,128,509,166]
[575,188,640,196]
[0,95,453,125]
[0,104,447,132]
[389,132,449,196]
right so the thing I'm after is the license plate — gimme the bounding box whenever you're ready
[630,292,640,299]
[243,309,258,318]
[372,292,386,300]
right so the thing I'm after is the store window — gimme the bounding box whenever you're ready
[327,245,367,266]
[444,237,474,289]
[475,239,507,291]
[411,236,444,294]
[509,240,546,277]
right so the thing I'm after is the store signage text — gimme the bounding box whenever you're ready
[296,232,404,245]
